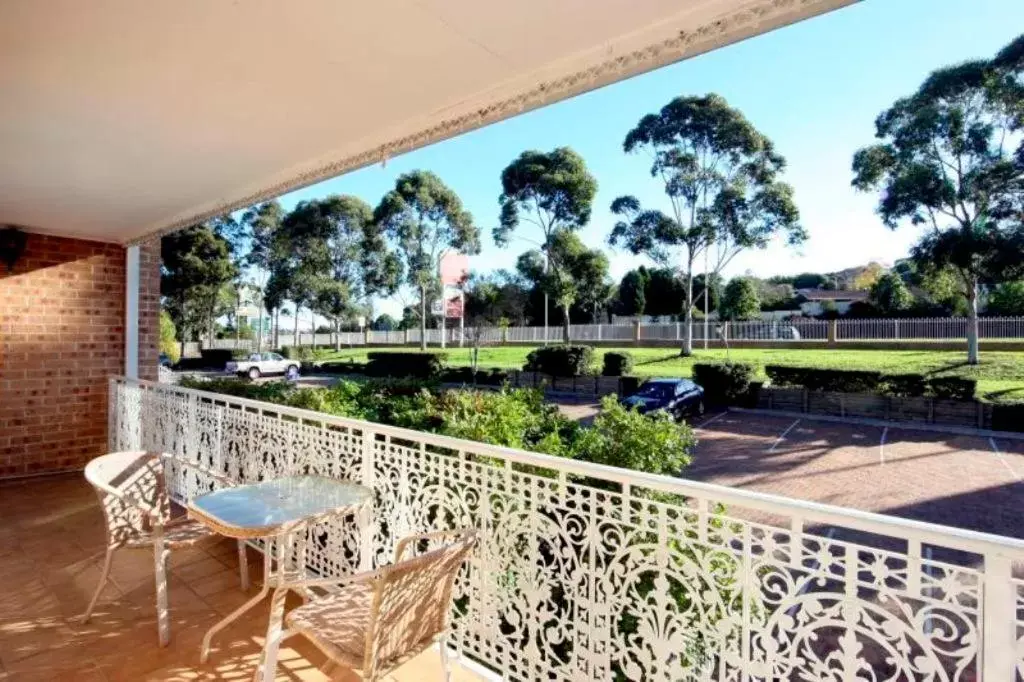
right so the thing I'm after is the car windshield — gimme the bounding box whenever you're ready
[636,383,674,399]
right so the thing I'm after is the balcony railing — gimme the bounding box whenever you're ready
[110,377,1024,681]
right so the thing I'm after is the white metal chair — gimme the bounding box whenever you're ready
[262,529,477,681]
[81,450,250,646]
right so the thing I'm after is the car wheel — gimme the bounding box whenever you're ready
[248,367,261,380]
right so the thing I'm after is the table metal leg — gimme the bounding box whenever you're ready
[200,538,273,663]
[256,533,300,682]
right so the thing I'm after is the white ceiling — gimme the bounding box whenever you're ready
[0,0,855,244]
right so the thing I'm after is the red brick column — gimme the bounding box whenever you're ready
[137,239,161,382]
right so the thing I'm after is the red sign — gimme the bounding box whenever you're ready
[445,294,463,319]
[440,253,469,287]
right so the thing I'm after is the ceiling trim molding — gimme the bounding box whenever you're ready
[129,0,857,246]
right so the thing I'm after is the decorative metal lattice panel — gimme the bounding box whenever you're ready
[111,378,1023,681]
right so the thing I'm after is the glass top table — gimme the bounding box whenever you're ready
[188,475,373,539]
[190,475,374,665]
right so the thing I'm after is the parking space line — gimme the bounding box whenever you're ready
[694,411,728,430]
[767,419,800,453]
[988,437,1023,481]
[879,427,888,465]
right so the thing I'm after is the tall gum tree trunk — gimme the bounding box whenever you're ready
[682,271,694,356]
[967,277,980,365]
[293,307,300,349]
[419,286,427,351]
[562,304,571,344]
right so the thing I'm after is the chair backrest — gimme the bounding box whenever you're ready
[84,451,169,546]
[364,529,477,676]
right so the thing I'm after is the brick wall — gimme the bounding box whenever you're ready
[0,233,159,478]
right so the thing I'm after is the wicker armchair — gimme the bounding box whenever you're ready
[81,451,249,646]
[265,529,477,681]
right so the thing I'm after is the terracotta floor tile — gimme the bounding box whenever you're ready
[0,577,62,620]
[0,476,481,682]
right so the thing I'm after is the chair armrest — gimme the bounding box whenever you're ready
[288,568,382,591]
[395,529,473,563]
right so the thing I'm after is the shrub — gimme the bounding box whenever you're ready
[313,361,368,375]
[881,373,927,397]
[198,349,249,369]
[601,352,634,376]
[764,366,882,393]
[618,376,642,396]
[159,311,180,365]
[280,345,314,361]
[926,376,976,401]
[366,351,447,379]
[991,402,1024,432]
[692,363,756,406]
[523,346,595,377]
[571,396,695,477]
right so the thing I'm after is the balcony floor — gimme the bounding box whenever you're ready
[0,474,487,682]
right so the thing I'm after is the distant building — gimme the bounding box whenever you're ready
[797,289,869,316]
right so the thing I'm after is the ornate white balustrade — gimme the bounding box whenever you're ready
[110,378,1024,681]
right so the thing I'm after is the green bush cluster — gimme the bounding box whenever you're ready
[601,352,634,376]
[366,351,447,379]
[524,346,594,377]
[764,365,977,401]
[765,366,882,393]
[991,402,1024,432]
[178,377,697,478]
[692,363,756,406]
[280,346,314,361]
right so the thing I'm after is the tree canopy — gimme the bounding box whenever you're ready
[852,33,1024,362]
[609,93,804,355]
[719,277,761,321]
[496,147,598,341]
[161,223,237,357]
[374,171,480,349]
[870,272,914,315]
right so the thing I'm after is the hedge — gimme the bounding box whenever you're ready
[926,376,977,401]
[602,352,634,377]
[309,360,369,375]
[366,351,447,379]
[692,363,756,406]
[524,346,594,377]
[764,365,977,401]
[765,366,882,393]
[991,402,1024,432]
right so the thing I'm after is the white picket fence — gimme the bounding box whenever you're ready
[189,316,1024,353]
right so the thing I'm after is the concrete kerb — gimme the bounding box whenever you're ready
[728,406,1024,442]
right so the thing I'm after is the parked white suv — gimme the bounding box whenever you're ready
[226,352,299,380]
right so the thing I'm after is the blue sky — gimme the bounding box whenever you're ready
[273,0,1024,320]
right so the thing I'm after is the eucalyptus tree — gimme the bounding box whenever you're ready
[609,94,803,355]
[161,223,237,358]
[240,201,285,350]
[852,34,1024,364]
[516,231,610,337]
[281,196,400,350]
[496,147,598,342]
[374,171,480,350]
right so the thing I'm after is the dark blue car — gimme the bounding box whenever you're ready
[619,378,705,420]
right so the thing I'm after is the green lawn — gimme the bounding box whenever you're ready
[315,346,1024,402]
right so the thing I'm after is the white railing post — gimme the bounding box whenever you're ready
[981,553,1015,679]
[359,426,376,571]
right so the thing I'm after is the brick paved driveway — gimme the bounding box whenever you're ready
[688,411,1024,540]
